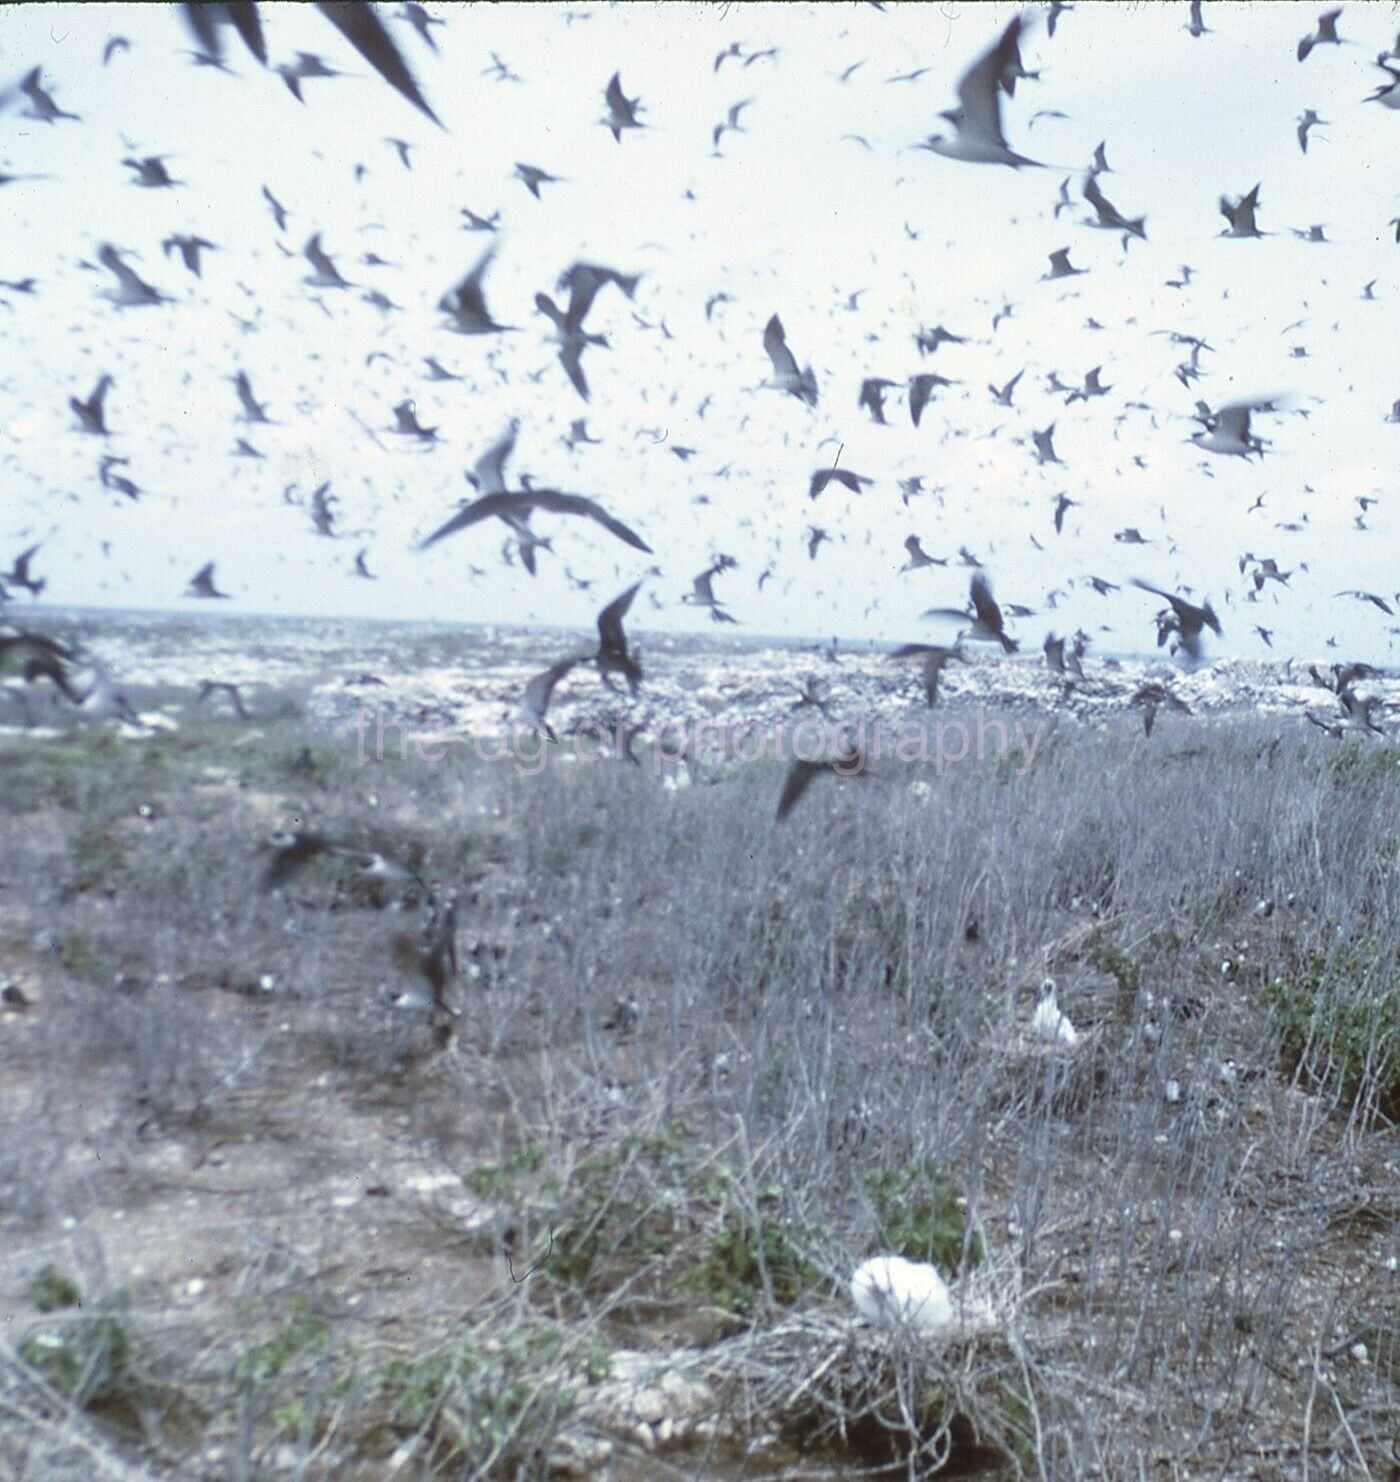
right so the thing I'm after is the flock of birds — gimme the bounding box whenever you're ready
[7,5,1400,1350]
[3,1,1400,820]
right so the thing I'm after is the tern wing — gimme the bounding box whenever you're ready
[597,580,642,650]
[954,17,1016,148]
[528,490,652,552]
[418,492,515,549]
[763,315,800,379]
[970,571,1005,632]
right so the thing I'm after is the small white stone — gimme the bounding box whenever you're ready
[631,1387,666,1425]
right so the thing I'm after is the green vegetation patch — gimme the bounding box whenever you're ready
[1262,939,1400,1117]
[865,1162,983,1273]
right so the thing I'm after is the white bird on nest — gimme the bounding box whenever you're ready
[851,1255,998,1339]
[1032,976,1080,1046]
[851,1255,954,1335]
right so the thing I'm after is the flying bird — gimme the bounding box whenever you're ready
[438,244,512,334]
[420,488,651,558]
[602,72,643,140]
[70,375,114,435]
[1365,60,1400,107]
[1297,8,1343,62]
[924,571,1019,652]
[809,467,871,499]
[989,369,1024,406]
[890,642,964,704]
[682,563,738,623]
[96,244,167,306]
[1338,688,1387,736]
[1043,632,1080,678]
[1191,400,1268,458]
[762,315,818,406]
[18,67,79,122]
[917,16,1045,167]
[467,423,519,502]
[564,418,601,450]
[1083,172,1146,243]
[1335,589,1394,616]
[0,631,75,702]
[859,377,898,424]
[712,98,753,150]
[1064,366,1112,403]
[533,262,638,397]
[534,294,605,400]
[517,654,583,740]
[1296,109,1327,151]
[2,545,45,598]
[198,679,251,719]
[901,535,945,571]
[1032,424,1061,464]
[162,234,216,276]
[99,455,140,500]
[515,162,561,198]
[909,373,954,427]
[915,323,967,355]
[594,582,643,693]
[187,562,229,599]
[275,50,346,101]
[303,232,352,288]
[309,482,339,537]
[394,2,445,51]
[1130,682,1191,736]
[233,371,272,423]
[1043,247,1086,280]
[262,185,290,231]
[1219,184,1264,238]
[775,728,865,823]
[390,400,437,442]
[260,829,412,894]
[122,155,179,190]
[1132,580,1222,659]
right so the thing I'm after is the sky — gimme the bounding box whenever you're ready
[1,1,1398,661]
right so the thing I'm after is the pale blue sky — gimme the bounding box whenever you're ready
[1,2,1397,659]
